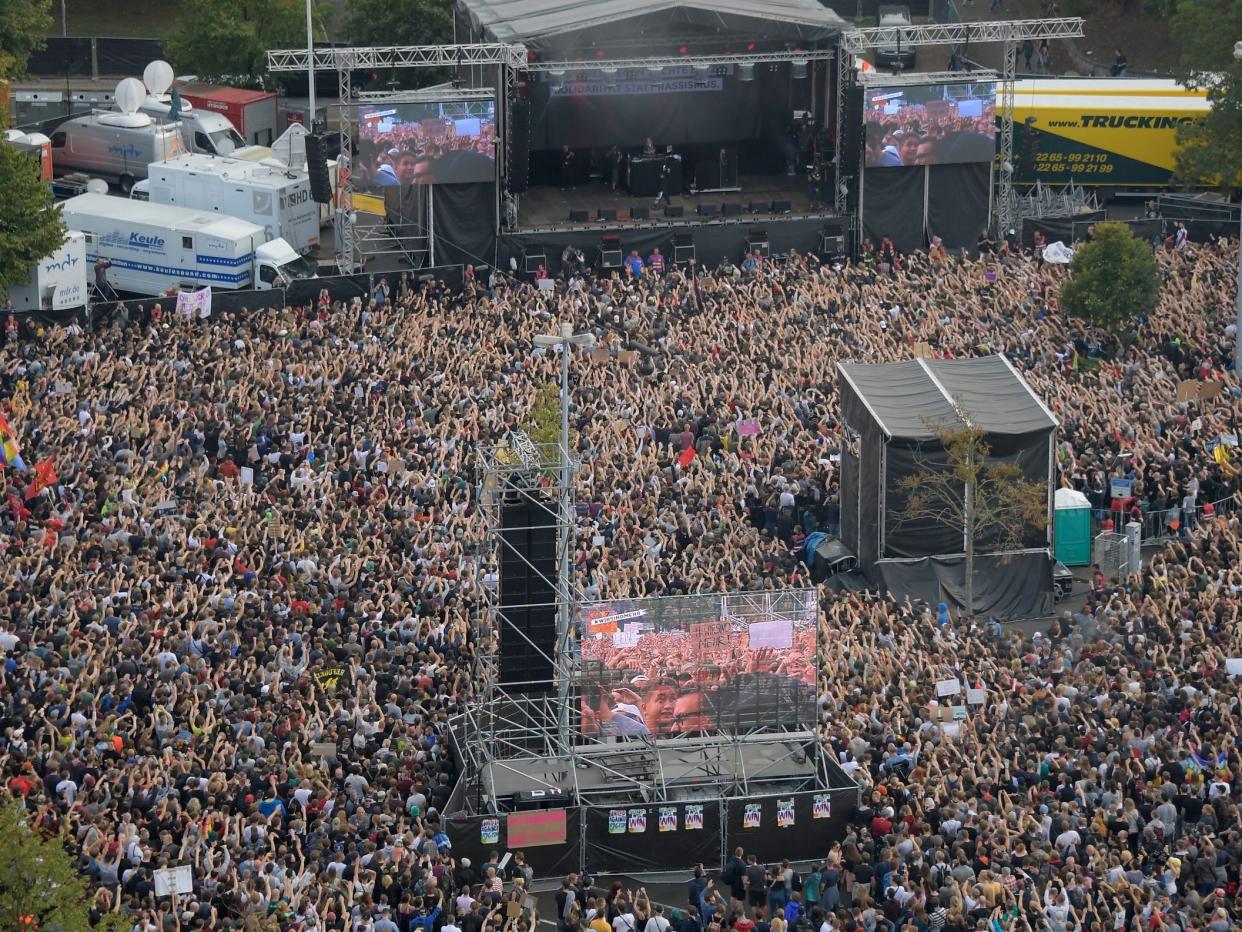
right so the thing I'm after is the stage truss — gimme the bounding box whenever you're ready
[267,44,525,266]
[834,17,1085,234]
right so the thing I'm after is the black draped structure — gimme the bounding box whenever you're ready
[837,355,1058,619]
[433,182,499,269]
[861,166,925,253]
[864,162,991,252]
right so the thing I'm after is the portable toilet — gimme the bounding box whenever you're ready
[1054,487,1092,566]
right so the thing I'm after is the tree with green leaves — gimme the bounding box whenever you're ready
[895,416,1048,615]
[166,0,309,87]
[1058,222,1160,332]
[0,797,128,931]
[0,0,52,81]
[0,141,66,304]
[346,0,453,88]
[1171,0,1242,188]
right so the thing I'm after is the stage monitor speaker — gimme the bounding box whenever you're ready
[771,200,792,213]
[522,248,547,275]
[630,206,650,221]
[748,201,769,214]
[697,203,718,217]
[509,98,531,193]
[599,232,623,269]
[569,209,591,223]
[819,231,846,257]
[304,134,333,204]
[746,229,770,258]
[841,84,864,177]
[672,233,695,264]
[721,202,743,216]
[664,205,684,218]
[499,490,558,690]
[598,208,617,221]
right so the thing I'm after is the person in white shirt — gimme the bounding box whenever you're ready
[644,905,671,932]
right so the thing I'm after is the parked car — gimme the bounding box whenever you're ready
[875,5,916,72]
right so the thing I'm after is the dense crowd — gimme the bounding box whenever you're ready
[1,231,1239,932]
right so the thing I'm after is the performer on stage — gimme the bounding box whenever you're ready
[606,145,623,193]
[642,137,657,157]
[560,145,575,190]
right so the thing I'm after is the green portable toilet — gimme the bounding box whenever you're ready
[1054,487,1092,566]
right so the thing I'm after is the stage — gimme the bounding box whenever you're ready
[515,173,826,232]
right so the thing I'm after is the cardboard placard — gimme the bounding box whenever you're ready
[617,351,638,367]
[154,865,193,897]
[952,705,968,721]
[1175,380,1199,403]
[966,687,986,705]
[912,342,933,359]
[935,678,961,697]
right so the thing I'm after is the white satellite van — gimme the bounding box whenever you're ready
[50,77,184,192]
[134,95,252,157]
[50,112,184,193]
[6,231,88,311]
[61,193,315,296]
[132,153,320,254]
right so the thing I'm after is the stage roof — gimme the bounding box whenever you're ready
[838,355,1058,440]
[457,0,848,51]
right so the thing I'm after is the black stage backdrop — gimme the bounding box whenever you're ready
[433,182,498,269]
[531,71,762,151]
[862,166,925,254]
[927,162,990,249]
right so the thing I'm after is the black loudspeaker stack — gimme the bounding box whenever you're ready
[840,83,864,177]
[304,134,333,204]
[509,98,531,194]
[498,490,558,691]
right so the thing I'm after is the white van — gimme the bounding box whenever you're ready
[61,193,314,296]
[135,95,251,156]
[50,111,184,192]
[132,153,320,254]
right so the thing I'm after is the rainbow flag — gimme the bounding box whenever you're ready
[0,414,27,472]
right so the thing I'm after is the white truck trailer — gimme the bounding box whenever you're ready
[60,193,315,297]
[132,153,320,254]
[5,231,89,311]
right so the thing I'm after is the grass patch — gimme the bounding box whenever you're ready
[54,0,185,39]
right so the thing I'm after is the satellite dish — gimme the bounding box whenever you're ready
[143,60,175,96]
[23,133,50,146]
[115,78,147,115]
[86,178,110,194]
[5,129,26,143]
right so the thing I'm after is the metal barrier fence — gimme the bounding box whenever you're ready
[1094,495,1235,547]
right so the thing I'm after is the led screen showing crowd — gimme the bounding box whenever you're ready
[356,99,497,186]
[864,81,996,167]
[577,590,817,738]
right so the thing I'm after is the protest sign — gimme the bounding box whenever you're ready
[175,287,212,319]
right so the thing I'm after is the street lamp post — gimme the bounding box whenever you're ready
[533,322,596,739]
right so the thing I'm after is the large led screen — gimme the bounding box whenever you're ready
[577,589,817,739]
[864,82,996,168]
[356,99,496,186]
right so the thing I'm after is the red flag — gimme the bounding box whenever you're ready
[677,446,696,468]
[24,457,57,500]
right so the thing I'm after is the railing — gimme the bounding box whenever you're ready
[1094,495,1236,547]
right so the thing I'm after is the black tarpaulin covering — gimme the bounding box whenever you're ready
[584,803,721,874]
[878,551,1053,619]
[837,356,1057,618]
[723,790,856,863]
[839,356,1056,441]
[445,811,582,878]
[530,72,762,150]
[861,166,925,254]
[432,182,498,269]
[927,162,990,250]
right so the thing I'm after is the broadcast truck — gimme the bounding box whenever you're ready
[131,153,320,254]
[5,231,88,312]
[60,193,315,297]
[1006,79,1210,187]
